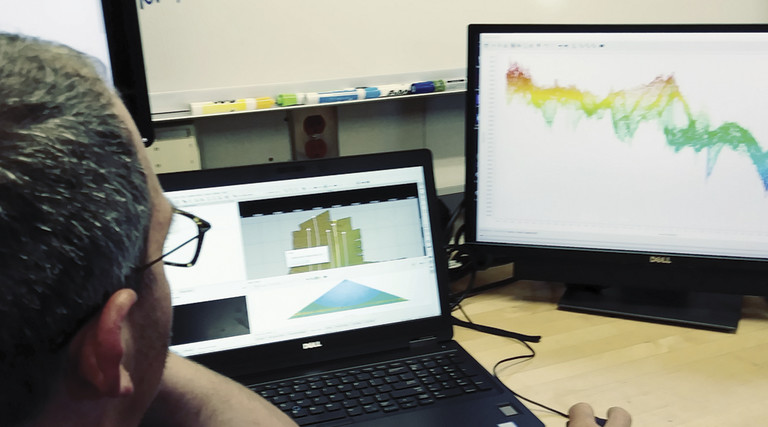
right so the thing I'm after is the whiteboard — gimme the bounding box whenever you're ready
[136,0,768,116]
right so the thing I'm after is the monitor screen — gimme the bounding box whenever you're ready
[0,0,155,145]
[464,24,768,329]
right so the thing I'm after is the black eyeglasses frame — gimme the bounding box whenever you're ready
[141,207,211,270]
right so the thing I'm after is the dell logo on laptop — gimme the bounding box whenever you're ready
[302,341,323,350]
[649,256,672,264]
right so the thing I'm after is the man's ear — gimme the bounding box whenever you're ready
[74,288,138,398]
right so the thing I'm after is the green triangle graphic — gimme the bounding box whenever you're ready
[291,280,406,319]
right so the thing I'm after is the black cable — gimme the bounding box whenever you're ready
[452,314,569,420]
[509,387,570,420]
[445,226,477,288]
[449,269,476,310]
[455,305,473,324]
[443,199,570,421]
[491,343,568,419]
[442,200,464,257]
[444,197,464,239]
[447,254,517,310]
[451,317,541,343]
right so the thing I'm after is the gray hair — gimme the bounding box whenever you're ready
[0,34,151,424]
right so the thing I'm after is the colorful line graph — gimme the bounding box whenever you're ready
[505,64,768,190]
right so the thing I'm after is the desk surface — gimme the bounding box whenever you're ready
[451,265,768,426]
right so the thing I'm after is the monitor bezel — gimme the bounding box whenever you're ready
[101,0,155,146]
[464,23,768,295]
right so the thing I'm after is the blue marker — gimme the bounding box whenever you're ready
[410,81,436,94]
[361,87,380,99]
[410,80,448,94]
[276,88,377,106]
[303,88,379,104]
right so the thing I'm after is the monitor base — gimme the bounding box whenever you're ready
[558,285,743,332]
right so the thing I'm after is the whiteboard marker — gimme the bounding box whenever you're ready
[375,83,411,97]
[254,96,276,109]
[191,98,256,115]
[410,80,449,94]
[443,78,467,91]
[277,93,305,107]
[303,89,368,104]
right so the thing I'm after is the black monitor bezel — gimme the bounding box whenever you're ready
[464,23,768,295]
[101,0,155,146]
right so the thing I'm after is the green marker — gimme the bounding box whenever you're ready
[277,93,305,107]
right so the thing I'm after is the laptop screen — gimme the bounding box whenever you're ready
[163,164,442,357]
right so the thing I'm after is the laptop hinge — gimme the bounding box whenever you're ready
[409,336,438,349]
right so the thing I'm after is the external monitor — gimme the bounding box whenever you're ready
[0,0,155,145]
[464,24,768,331]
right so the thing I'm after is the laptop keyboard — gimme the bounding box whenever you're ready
[249,350,495,425]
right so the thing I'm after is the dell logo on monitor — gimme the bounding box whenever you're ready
[302,341,323,350]
[649,256,672,264]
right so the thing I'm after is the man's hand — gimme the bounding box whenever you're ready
[568,402,631,427]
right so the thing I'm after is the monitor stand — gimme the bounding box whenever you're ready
[558,284,743,332]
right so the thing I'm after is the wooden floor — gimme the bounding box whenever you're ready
[451,265,768,426]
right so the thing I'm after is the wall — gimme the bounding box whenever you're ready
[159,92,466,195]
[137,0,768,115]
[146,0,768,195]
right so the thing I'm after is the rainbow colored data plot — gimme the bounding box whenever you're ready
[505,64,768,191]
[291,280,406,319]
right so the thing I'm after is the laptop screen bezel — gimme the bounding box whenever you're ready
[158,149,453,377]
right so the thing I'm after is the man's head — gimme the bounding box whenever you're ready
[0,34,170,425]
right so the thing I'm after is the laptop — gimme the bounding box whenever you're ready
[158,149,543,426]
